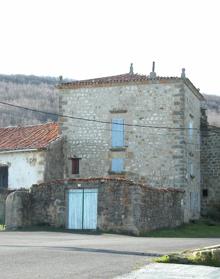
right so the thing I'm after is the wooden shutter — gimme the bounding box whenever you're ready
[71,159,79,174]
[111,158,124,173]
[112,119,124,147]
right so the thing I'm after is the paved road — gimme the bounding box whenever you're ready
[0,231,219,279]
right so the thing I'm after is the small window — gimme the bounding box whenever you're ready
[111,158,124,173]
[188,121,193,140]
[71,158,80,174]
[203,189,208,197]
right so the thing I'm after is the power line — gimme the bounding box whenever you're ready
[1,100,220,141]
[0,100,203,131]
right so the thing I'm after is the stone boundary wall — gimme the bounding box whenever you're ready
[5,190,32,229]
[201,126,220,215]
[30,178,184,235]
[0,189,15,223]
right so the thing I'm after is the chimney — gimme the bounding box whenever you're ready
[129,63,134,74]
[181,68,186,79]
[150,61,156,78]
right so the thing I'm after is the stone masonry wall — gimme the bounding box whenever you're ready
[5,190,31,229]
[44,137,65,182]
[59,79,201,221]
[30,178,184,235]
[201,126,220,215]
[183,85,201,221]
[0,189,14,223]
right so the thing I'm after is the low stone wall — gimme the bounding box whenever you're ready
[29,178,184,235]
[5,190,32,229]
[0,189,14,223]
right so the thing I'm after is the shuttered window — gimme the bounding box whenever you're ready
[111,158,124,173]
[71,158,80,174]
[112,119,124,147]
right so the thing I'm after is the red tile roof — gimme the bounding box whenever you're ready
[0,122,60,151]
[57,73,179,88]
[57,72,204,100]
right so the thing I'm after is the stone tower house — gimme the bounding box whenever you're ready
[58,66,204,222]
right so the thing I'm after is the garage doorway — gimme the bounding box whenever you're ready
[67,188,98,230]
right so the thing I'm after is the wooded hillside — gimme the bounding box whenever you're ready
[0,75,62,127]
[0,74,219,127]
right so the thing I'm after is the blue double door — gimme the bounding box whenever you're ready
[68,189,98,230]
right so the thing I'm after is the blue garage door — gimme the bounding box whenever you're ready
[68,189,98,229]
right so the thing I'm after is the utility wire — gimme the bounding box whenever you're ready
[0,100,219,141]
[0,100,203,131]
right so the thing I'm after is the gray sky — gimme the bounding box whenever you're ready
[0,0,219,95]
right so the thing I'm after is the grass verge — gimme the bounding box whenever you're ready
[155,250,220,267]
[0,224,5,231]
[141,219,220,238]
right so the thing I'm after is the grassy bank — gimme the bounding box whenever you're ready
[0,224,5,231]
[142,220,220,238]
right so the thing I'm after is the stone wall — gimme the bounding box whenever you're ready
[201,125,220,215]
[29,178,184,235]
[59,78,202,221]
[44,137,65,182]
[0,189,14,223]
[5,190,31,229]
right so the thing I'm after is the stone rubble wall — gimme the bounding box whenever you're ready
[0,189,14,223]
[201,125,220,215]
[12,178,185,235]
[5,190,31,229]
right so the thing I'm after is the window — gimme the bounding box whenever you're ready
[71,158,80,174]
[111,158,124,173]
[0,166,8,188]
[112,118,124,147]
[189,120,193,140]
[203,189,208,197]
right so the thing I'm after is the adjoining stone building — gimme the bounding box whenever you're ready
[58,64,204,222]
[0,122,64,189]
[200,114,220,215]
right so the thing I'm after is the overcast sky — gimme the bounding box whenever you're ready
[0,0,219,95]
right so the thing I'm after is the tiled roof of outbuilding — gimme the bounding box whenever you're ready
[0,122,59,152]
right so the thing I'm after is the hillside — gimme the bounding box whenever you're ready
[0,75,72,127]
[203,94,220,126]
[0,74,219,127]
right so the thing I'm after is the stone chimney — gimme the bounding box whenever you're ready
[129,63,134,74]
[181,68,186,79]
[149,61,156,78]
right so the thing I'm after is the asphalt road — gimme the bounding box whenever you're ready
[0,231,219,279]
